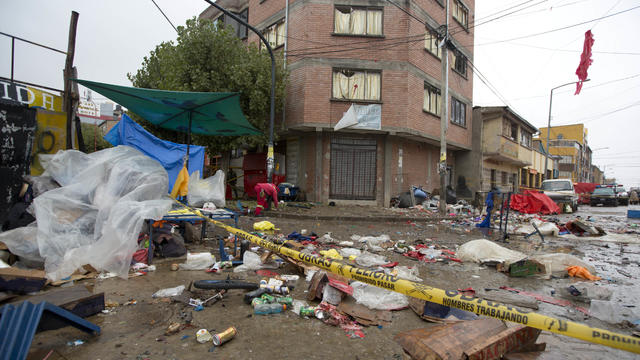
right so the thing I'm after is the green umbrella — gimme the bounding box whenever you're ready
[72,79,261,164]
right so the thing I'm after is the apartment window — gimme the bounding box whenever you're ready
[423,83,441,115]
[424,29,441,59]
[520,130,532,148]
[261,20,285,50]
[451,97,466,127]
[453,0,469,29]
[216,9,249,39]
[332,69,381,101]
[334,7,382,36]
[451,50,467,77]
[559,155,573,164]
[559,171,572,179]
[521,169,527,186]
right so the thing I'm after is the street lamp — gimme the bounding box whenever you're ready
[203,0,276,183]
[543,79,590,181]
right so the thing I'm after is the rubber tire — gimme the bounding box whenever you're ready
[193,280,259,290]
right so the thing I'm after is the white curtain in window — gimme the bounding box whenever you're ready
[432,91,441,115]
[335,9,350,33]
[350,9,366,35]
[365,72,380,100]
[351,71,365,99]
[333,71,351,99]
[276,22,285,46]
[423,88,429,111]
[366,10,382,35]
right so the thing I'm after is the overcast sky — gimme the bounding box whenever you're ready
[1,0,639,187]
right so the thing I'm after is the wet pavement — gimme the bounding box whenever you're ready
[28,203,640,359]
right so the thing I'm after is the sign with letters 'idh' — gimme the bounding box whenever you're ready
[0,80,63,113]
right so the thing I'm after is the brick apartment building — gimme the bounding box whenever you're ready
[201,0,474,206]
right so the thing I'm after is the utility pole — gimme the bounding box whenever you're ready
[63,11,79,149]
[438,0,449,215]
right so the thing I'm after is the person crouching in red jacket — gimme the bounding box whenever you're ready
[254,183,279,216]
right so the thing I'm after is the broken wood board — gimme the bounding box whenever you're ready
[479,289,539,309]
[464,325,544,359]
[0,267,47,293]
[338,298,391,327]
[394,319,507,360]
[409,296,478,323]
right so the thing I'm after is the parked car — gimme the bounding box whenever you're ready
[614,185,629,206]
[590,187,618,207]
[541,179,579,212]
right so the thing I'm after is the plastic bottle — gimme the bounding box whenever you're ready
[275,296,293,306]
[260,293,276,303]
[254,303,287,315]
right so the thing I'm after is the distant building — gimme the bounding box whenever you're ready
[536,124,592,182]
[591,165,604,184]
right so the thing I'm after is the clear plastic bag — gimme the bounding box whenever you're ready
[179,252,215,270]
[233,251,278,272]
[187,170,225,208]
[0,225,43,267]
[351,281,409,310]
[355,251,388,267]
[394,266,423,282]
[338,248,361,258]
[33,146,172,281]
[152,285,185,298]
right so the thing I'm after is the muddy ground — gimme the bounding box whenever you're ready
[29,204,640,360]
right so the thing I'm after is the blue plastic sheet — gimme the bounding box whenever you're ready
[105,114,205,192]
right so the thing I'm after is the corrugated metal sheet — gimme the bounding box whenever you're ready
[0,301,100,360]
[330,137,377,200]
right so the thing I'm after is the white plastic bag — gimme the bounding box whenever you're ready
[179,252,215,270]
[322,284,343,305]
[338,248,361,258]
[351,281,409,310]
[456,239,526,265]
[152,285,185,298]
[356,251,388,267]
[394,266,423,282]
[233,251,278,272]
[187,170,225,208]
[0,225,43,266]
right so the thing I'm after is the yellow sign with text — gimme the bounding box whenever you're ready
[30,110,68,175]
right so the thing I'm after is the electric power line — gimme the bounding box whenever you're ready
[150,0,177,32]
[474,5,640,47]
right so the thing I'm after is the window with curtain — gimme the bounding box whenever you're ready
[451,50,467,76]
[424,29,441,58]
[520,130,532,147]
[334,7,382,36]
[423,83,441,115]
[261,20,286,50]
[453,0,469,29]
[451,97,466,126]
[332,69,381,101]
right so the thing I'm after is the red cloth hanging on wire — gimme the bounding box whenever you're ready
[575,30,594,95]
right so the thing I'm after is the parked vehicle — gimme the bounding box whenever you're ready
[590,187,618,207]
[614,185,629,206]
[541,179,579,212]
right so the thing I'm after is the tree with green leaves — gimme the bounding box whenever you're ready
[81,123,112,153]
[127,17,288,157]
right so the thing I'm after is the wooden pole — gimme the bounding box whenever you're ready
[63,11,79,149]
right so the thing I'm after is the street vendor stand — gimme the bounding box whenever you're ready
[71,79,261,265]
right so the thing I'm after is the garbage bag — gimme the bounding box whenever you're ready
[152,285,185,298]
[456,239,526,265]
[179,252,215,270]
[351,281,409,310]
[0,225,43,267]
[529,253,596,275]
[33,146,172,281]
[187,170,225,208]
[233,251,278,272]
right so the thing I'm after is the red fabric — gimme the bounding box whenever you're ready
[573,182,597,194]
[510,190,560,215]
[575,30,594,95]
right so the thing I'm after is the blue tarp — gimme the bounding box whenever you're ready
[104,114,205,192]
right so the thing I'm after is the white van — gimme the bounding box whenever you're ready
[541,179,578,212]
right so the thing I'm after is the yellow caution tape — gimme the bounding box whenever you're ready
[183,202,639,354]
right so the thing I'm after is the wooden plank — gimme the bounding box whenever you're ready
[464,326,542,360]
[479,289,539,310]
[0,267,47,293]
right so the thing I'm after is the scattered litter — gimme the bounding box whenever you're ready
[355,252,389,267]
[152,285,185,298]
[196,329,213,343]
[456,239,526,266]
[351,281,408,310]
[567,265,601,281]
[179,252,215,270]
[67,340,84,347]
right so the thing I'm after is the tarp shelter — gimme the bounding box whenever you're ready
[71,78,261,174]
[105,113,205,192]
[510,190,560,215]
[574,183,597,194]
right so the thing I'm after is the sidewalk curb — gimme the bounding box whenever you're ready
[267,212,464,223]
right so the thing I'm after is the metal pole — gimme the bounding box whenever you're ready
[10,37,14,82]
[543,79,590,181]
[203,0,276,183]
[186,111,192,170]
[438,0,449,215]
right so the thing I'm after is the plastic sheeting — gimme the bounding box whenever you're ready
[104,114,205,192]
[510,190,560,215]
[35,146,172,281]
[187,170,225,207]
[456,239,526,265]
